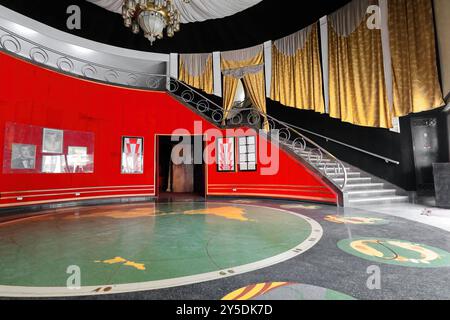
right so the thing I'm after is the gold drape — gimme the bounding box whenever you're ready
[221,46,268,130]
[388,0,444,117]
[271,24,325,113]
[222,75,239,122]
[242,71,269,130]
[328,13,392,128]
[179,55,214,94]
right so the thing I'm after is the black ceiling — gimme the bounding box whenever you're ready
[0,0,351,54]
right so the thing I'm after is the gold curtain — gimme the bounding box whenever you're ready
[271,23,325,113]
[328,1,391,129]
[221,45,268,129]
[179,54,214,94]
[222,75,239,122]
[242,71,269,130]
[388,0,444,117]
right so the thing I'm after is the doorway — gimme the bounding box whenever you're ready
[411,118,440,195]
[156,135,206,201]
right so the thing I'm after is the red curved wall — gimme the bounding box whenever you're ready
[0,52,337,207]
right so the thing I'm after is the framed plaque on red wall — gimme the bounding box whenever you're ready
[217,137,235,172]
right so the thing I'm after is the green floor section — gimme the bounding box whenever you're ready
[0,203,312,287]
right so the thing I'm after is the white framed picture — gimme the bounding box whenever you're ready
[121,137,144,174]
[11,144,36,170]
[42,128,64,154]
[217,137,235,172]
[68,146,87,156]
[42,155,67,174]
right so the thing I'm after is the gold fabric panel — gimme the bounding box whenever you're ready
[221,45,267,130]
[179,55,214,94]
[222,75,240,124]
[388,0,444,117]
[271,23,325,113]
[328,13,392,128]
[242,71,269,130]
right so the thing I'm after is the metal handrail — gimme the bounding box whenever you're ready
[171,78,399,166]
[276,122,400,165]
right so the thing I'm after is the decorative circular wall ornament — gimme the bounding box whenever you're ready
[146,77,161,89]
[81,64,98,78]
[338,238,450,268]
[56,57,75,73]
[278,128,291,142]
[212,110,223,123]
[292,137,307,152]
[181,90,195,103]
[222,282,355,300]
[127,73,138,86]
[168,79,179,93]
[268,119,276,131]
[104,70,120,83]
[247,111,261,126]
[196,100,210,113]
[231,113,243,125]
[29,47,49,64]
[0,34,21,54]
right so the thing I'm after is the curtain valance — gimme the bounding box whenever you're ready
[221,45,264,72]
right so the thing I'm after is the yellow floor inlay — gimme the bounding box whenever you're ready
[95,257,146,271]
[183,206,250,222]
[325,215,385,225]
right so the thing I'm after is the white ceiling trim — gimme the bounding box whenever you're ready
[87,0,263,24]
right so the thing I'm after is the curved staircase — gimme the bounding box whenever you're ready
[168,79,410,208]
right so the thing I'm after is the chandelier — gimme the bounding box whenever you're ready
[122,0,190,45]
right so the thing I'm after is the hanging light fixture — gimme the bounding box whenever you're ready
[122,0,190,45]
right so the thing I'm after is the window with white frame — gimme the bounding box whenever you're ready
[238,136,257,171]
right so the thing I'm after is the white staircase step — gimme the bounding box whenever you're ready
[318,165,351,171]
[327,172,360,178]
[281,140,410,207]
[347,189,397,199]
[344,183,384,191]
[334,177,372,185]
[348,196,409,206]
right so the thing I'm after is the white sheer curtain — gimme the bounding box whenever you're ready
[87,0,263,23]
[328,0,370,37]
[179,53,211,77]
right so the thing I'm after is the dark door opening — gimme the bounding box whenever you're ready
[411,118,440,195]
[157,135,205,200]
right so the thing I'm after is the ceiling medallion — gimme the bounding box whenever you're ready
[122,0,190,45]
